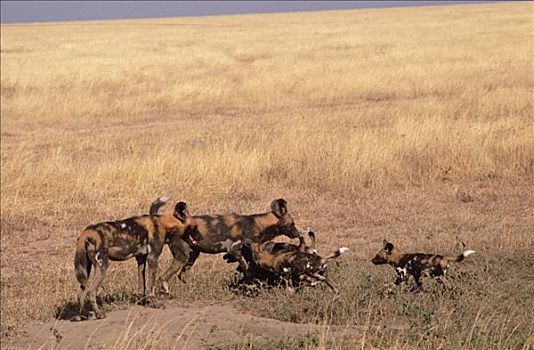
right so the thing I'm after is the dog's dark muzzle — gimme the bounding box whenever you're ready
[371,256,387,265]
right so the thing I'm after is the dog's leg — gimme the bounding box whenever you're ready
[76,263,91,318]
[161,239,191,295]
[311,272,339,294]
[146,251,160,296]
[300,274,320,287]
[411,271,423,292]
[394,267,407,285]
[178,249,199,283]
[284,271,295,292]
[86,259,108,319]
[136,255,147,296]
[145,251,165,308]
[436,274,450,288]
[160,259,186,295]
[77,285,87,317]
[324,276,339,294]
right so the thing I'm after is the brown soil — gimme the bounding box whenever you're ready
[4,301,389,349]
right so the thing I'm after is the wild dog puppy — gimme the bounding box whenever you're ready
[246,239,349,294]
[371,240,475,289]
[160,199,302,293]
[74,200,196,319]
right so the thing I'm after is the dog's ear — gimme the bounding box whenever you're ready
[173,201,190,222]
[243,238,255,247]
[264,241,276,254]
[307,229,316,250]
[383,240,394,253]
[271,198,288,218]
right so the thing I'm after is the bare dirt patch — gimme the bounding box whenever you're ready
[5,302,382,350]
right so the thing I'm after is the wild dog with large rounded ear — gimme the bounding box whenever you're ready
[174,202,190,222]
[383,239,394,253]
[271,198,288,217]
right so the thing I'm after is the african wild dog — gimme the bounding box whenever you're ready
[263,228,317,255]
[222,228,317,286]
[160,199,301,294]
[222,228,317,267]
[246,238,349,294]
[74,200,196,319]
[371,240,475,289]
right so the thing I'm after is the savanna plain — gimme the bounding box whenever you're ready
[1,2,533,349]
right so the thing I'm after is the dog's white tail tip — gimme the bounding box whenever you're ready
[338,247,349,254]
[463,250,475,257]
[158,195,170,203]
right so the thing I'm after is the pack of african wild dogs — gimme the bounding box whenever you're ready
[73,196,475,320]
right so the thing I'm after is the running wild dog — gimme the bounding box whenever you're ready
[160,198,302,293]
[246,238,349,294]
[371,240,475,289]
[74,201,196,319]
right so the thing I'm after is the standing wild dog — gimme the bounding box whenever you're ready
[371,240,475,289]
[159,199,301,294]
[74,201,196,319]
[246,238,349,294]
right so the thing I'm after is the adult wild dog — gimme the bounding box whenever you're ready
[246,238,349,294]
[74,201,195,319]
[371,240,475,289]
[263,228,317,255]
[223,229,318,286]
[161,199,301,293]
[223,228,317,267]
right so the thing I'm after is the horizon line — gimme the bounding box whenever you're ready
[1,1,503,25]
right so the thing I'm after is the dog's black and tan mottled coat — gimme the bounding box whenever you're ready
[245,237,349,294]
[74,200,196,319]
[160,199,302,293]
[371,239,475,289]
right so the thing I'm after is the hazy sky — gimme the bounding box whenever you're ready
[1,1,500,24]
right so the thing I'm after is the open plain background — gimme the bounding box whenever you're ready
[1,2,533,349]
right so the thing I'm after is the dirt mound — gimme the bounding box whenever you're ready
[5,302,366,349]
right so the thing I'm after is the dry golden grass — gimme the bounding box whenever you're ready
[1,2,533,349]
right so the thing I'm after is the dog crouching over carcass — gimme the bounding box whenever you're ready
[243,235,349,294]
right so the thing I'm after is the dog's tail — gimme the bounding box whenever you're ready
[446,250,476,262]
[321,247,349,264]
[149,194,170,216]
[74,230,100,312]
[74,232,98,287]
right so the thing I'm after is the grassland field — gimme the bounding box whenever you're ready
[1,2,533,349]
